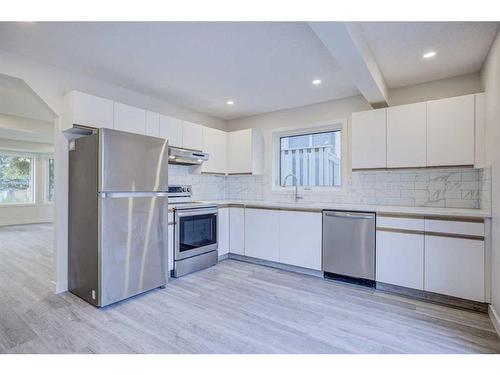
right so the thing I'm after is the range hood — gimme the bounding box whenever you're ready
[168,146,209,165]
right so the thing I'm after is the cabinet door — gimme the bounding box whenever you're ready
[427,95,475,166]
[351,108,387,169]
[387,102,426,168]
[145,111,160,137]
[182,121,203,151]
[244,208,280,262]
[279,211,321,270]
[227,129,253,174]
[376,230,424,290]
[218,208,230,256]
[202,127,227,174]
[167,224,174,272]
[229,208,245,255]
[65,91,114,130]
[424,235,485,302]
[114,102,146,135]
[159,115,183,147]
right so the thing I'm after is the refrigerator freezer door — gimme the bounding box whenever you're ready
[99,194,168,306]
[100,128,168,192]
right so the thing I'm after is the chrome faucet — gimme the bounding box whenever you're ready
[282,173,303,202]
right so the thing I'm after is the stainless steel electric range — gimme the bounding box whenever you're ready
[167,185,218,278]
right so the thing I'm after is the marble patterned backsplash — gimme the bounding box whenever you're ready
[169,164,491,210]
[226,167,491,209]
[168,165,226,201]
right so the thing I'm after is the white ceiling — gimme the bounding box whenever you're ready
[0,22,360,120]
[0,73,56,122]
[359,22,499,88]
[0,22,497,121]
[0,74,55,144]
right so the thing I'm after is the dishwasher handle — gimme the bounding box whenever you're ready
[323,211,375,219]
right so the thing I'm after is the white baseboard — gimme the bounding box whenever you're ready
[489,304,500,338]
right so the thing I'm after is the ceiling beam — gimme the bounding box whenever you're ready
[308,22,388,108]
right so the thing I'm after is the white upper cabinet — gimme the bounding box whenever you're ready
[159,114,183,147]
[386,102,427,168]
[474,93,486,168]
[202,126,227,174]
[182,121,203,151]
[113,102,146,135]
[351,108,387,169]
[426,94,475,167]
[63,91,114,131]
[227,128,264,175]
[145,111,160,137]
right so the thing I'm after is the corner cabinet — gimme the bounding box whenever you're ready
[376,214,487,303]
[351,108,387,169]
[426,94,475,167]
[226,129,264,175]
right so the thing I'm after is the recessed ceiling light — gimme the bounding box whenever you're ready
[312,79,322,85]
[423,51,436,59]
[226,100,234,105]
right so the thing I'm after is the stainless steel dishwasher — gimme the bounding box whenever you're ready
[322,210,376,287]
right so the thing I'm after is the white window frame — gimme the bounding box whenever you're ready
[40,154,55,204]
[272,119,349,192]
[0,150,36,206]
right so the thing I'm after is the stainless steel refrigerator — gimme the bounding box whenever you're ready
[69,128,169,307]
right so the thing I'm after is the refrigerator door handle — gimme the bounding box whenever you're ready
[100,192,169,198]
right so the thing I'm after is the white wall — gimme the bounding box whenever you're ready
[480,29,500,333]
[0,48,226,293]
[388,73,482,106]
[0,144,54,226]
[227,76,483,201]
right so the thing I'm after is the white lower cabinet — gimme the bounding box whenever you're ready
[424,235,485,302]
[244,208,280,262]
[229,207,245,255]
[376,230,424,290]
[279,210,322,270]
[167,212,174,272]
[218,208,230,256]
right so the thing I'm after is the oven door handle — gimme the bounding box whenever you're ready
[175,208,218,218]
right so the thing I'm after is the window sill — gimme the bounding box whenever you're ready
[0,203,36,208]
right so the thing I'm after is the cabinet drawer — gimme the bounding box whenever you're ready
[424,218,484,237]
[377,216,424,231]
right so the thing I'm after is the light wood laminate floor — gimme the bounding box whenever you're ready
[1,223,499,354]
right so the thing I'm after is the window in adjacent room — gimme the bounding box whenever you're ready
[46,157,55,203]
[0,152,34,204]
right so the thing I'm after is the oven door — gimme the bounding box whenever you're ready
[174,208,218,261]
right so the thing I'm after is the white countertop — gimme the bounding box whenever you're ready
[199,200,491,218]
